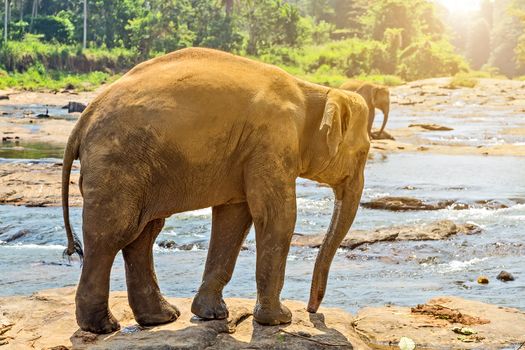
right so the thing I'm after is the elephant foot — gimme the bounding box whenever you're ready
[253,302,292,326]
[191,291,229,319]
[77,309,121,334]
[135,301,180,327]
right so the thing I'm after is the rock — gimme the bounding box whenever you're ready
[496,271,515,282]
[0,287,370,349]
[354,296,525,349]
[157,239,177,249]
[157,240,207,250]
[0,94,9,100]
[35,108,50,118]
[477,276,490,284]
[409,123,454,131]
[3,229,31,243]
[291,220,481,250]
[62,101,87,113]
[362,196,455,211]
[371,129,395,140]
[362,197,512,212]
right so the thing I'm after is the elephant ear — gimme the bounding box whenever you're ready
[319,90,351,157]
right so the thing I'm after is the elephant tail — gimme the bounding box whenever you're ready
[62,123,84,262]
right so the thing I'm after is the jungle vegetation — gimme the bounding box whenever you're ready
[0,0,524,90]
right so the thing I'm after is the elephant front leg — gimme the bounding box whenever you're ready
[123,219,180,326]
[247,175,297,326]
[191,202,252,319]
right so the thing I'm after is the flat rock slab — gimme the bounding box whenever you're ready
[362,196,512,211]
[0,288,370,350]
[0,162,81,207]
[292,220,481,249]
[354,296,525,349]
[409,123,454,131]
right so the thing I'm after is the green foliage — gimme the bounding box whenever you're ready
[361,0,444,48]
[512,0,525,68]
[0,67,118,91]
[397,39,468,81]
[301,18,334,45]
[126,0,195,57]
[0,0,485,90]
[353,74,405,86]
[240,0,306,55]
[32,15,75,43]
[467,19,491,69]
[446,73,479,89]
[0,34,138,73]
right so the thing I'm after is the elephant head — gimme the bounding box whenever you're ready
[302,89,369,313]
[340,80,391,138]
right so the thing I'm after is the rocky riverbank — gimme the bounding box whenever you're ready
[1,288,524,349]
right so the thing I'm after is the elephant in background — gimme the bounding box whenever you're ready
[62,48,370,334]
[340,80,390,138]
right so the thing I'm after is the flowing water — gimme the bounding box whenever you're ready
[1,152,524,314]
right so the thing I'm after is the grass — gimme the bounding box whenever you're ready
[0,67,120,91]
[352,74,405,86]
[445,73,479,89]
[0,34,138,73]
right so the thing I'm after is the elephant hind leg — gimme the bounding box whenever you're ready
[75,196,144,334]
[123,218,180,326]
[191,202,252,320]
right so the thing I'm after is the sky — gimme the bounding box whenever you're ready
[435,0,483,13]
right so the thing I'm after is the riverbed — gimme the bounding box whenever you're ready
[0,78,524,315]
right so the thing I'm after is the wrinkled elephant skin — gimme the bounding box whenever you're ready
[61,48,370,334]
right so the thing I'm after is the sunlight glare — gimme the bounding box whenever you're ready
[436,0,483,13]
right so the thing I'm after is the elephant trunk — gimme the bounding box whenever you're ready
[377,106,389,137]
[307,177,362,313]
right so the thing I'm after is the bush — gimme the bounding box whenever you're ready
[32,16,75,43]
[0,67,119,91]
[0,35,139,73]
[352,74,405,86]
[397,39,468,80]
[446,74,479,89]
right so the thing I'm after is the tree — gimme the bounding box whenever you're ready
[489,0,524,76]
[466,18,491,69]
[306,0,333,23]
[82,0,86,49]
[4,0,8,43]
[512,0,525,69]
[240,0,305,55]
[361,0,444,49]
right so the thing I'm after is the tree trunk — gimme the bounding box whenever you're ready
[83,0,87,49]
[29,0,36,32]
[4,0,8,43]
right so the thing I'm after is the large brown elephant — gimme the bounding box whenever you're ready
[62,48,370,334]
[340,80,390,137]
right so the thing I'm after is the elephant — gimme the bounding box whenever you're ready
[62,47,370,334]
[340,80,390,138]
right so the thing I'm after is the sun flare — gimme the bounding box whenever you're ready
[436,0,483,13]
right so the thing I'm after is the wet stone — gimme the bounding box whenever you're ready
[157,240,177,249]
[292,220,481,250]
[496,271,515,282]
